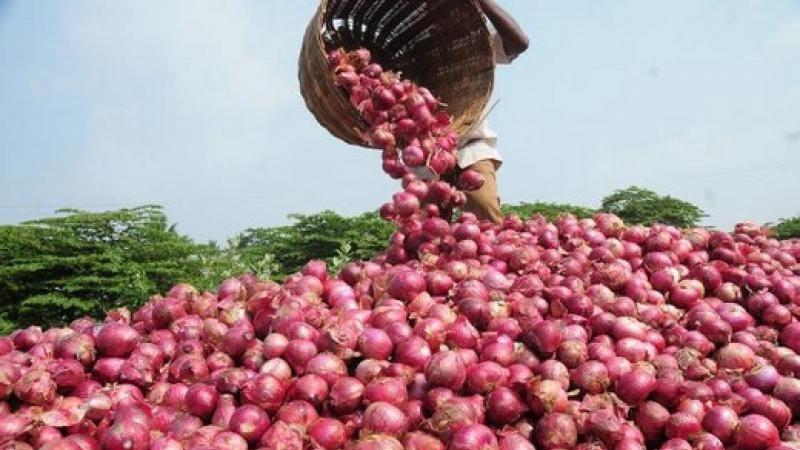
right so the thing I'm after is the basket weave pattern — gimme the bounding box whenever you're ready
[299,0,495,147]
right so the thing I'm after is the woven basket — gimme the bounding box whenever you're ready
[299,0,495,148]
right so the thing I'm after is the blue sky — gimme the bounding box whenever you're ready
[1,1,798,243]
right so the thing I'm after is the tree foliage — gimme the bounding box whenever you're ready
[502,201,596,221]
[600,186,706,228]
[232,210,394,279]
[0,205,211,333]
[774,215,800,239]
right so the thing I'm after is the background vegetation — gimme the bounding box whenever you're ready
[2,186,794,333]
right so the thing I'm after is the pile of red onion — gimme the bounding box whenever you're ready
[2,213,798,450]
[0,49,799,450]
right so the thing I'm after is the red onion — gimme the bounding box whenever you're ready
[465,361,509,395]
[425,387,455,414]
[362,402,408,435]
[100,421,149,450]
[384,321,413,345]
[257,421,303,450]
[394,336,431,370]
[446,316,479,349]
[449,424,498,450]
[66,435,99,450]
[274,400,318,428]
[425,350,466,390]
[14,369,56,405]
[606,356,634,384]
[49,359,86,388]
[350,435,403,450]
[536,359,571,389]
[284,339,318,372]
[185,384,218,419]
[168,354,209,384]
[487,387,527,425]
[573,360,610,394]
[773,376,800,413]
[358,328,393,360]
[527,379,568,416]
[746,365,781,393]
[387,269,426,302]
[690,433,724,450]
[329,377,365,414]
[750,396,792,429]
[665,412,702,440]
[94,323,139,357]
[735,414,780,450]
[403,432,445,450]
[616,368,656,405]
[12,326,43,350]
[700,405,738,444]
[260,358,292,383]
[167,413,203,440]
[716,343,757,371]
[364,377,408,406]
[305,352,347,386]
[414,317,447,349]
[535,413,577,449]
[522,320,563,356]
[309,418,346,450]
[635,401,670,444]
[428,398,481,441]
[288,374,329,406]
[210,432,247,450]
[241,374,284,413]
[206,351,234,372]
[228,405,269,443]
[497,431,535,450]
[210,394,236,428]
[659,438,692,450]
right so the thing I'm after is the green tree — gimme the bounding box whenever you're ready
[773,215,800,239]
[233,210,394,279]
[502,201,596,221]
[600,186,706,228]
[0,205,214,333]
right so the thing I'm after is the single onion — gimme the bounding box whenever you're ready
[228,405,269,443]
[449,424,498,450]
[735,414,780,450]
[535,413,577,449]
[362,402,409,436]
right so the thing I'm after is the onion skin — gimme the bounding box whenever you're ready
[735,414,780,450]
[425,350,466,390]
[258,421,303,450]
[535,413,577,449]
[241,374,285,413]
[362,402,408,436]
[702,405,738,444]
[308,418,347,450]
[486,387,528,425]
[94,323,140,358]
[228,405,269,443]
[449,424,498,450]
[403,432,445,450]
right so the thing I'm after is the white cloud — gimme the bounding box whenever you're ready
[767,19,800,50]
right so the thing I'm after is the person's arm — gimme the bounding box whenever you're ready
[477,0,529,62]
